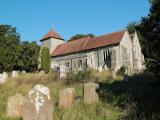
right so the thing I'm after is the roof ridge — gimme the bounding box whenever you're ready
[66,30,126,43]
[40,29,64,41]
[67,36,90,43]
[92,29,126,39]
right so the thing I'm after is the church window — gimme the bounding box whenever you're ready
[85,59,88,67]
[66,62,70,67]
[78,60,83,68]
[103,49,111,63]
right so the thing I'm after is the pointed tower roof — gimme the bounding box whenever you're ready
[40,29,64,41]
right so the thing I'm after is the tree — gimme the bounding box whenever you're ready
[68,33,95,42]
[138,0,160,75]
[127,22,139,34]
[41,47,51,73]
[17,41,39,72]
[0,24,20,72]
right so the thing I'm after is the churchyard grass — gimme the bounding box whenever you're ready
[0,72,122,120]
[0,70,159,120]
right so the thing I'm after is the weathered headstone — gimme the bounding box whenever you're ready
[39,70,45,75]
[84,82,99,104]
[29,84,50,100]
[0,74,5,84]
[59,65,67,79]
[22,84,53,120]
[12,71,18,77]
[7,93,26,117]
[0,72,8,84]
[59,88,75,109]
[3,72,8,78]
[22,70,26,74]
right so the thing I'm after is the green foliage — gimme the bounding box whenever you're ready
[127,22,140,34]
[17,41,39,72]
[98,71,160,119]
[0,24,39,72]
[68,33,95,42]
[138,0,160,76]
[0,24,20,72]
[66,69,91,83]
[116,66,126,76]
[41,47,51,73]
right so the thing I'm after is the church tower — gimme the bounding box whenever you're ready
[40,29,65,54]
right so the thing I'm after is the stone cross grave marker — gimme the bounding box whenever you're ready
[22,84,53,120]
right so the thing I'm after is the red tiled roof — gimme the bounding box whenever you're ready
[52,30,126,57]
[40,29,64,41]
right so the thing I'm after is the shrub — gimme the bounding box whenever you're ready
[66,71,77,83]
[66,69,91,83]
[41,47,51,73]
[117,66,126,76]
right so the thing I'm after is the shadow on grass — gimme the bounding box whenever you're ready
[98,71,160,120]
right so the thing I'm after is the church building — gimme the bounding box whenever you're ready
[40,29,144,72]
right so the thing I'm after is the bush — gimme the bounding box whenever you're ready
[117,66,126,76]
[66,69,91,83]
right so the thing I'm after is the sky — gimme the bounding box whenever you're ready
[0,0,150,44]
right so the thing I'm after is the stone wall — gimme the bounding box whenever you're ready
[120,31,133,70]
[51,45,117,71]
[41,38,65,54]
[131,32,144,71]
[50,31,144,72]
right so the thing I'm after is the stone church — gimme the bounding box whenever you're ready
[40,29,144,72]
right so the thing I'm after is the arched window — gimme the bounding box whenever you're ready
[78,60,83,68]
[103,49,111,63]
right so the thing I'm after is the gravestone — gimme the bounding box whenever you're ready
[22,70,26,74]
[59,65,67,79]
[39,70,45,75]
[0,74,4,84]
[7,93,26,117]
[3,72,8,78]
[29,84,50,100]
[0,72,8,84]
[84,82,99,104]
[22,84,53,120]
[59,88,75,109]
[12,71,18,77]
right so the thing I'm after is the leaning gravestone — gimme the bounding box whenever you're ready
[59,88,75,109]
[22,84,53,120]
[12,71,18,77]
[84,82,99,104]
[7,93,26,117]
